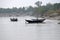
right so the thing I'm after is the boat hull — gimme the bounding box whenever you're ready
[25,19,45,23]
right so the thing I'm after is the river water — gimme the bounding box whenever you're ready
[0,16,60,40]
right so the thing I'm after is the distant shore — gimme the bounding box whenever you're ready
[44,16,60,20]
[0,13,60,21]
[0,13,27,17]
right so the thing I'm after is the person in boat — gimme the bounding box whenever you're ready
[10,18,18,21]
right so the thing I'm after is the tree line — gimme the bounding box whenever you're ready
[0,1,60,16]
[33,1,60,17]
[0,6,34,13]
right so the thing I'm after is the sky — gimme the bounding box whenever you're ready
[0,0,60,8]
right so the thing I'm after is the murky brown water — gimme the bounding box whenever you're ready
[0,16,60,40]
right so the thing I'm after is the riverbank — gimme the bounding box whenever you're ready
[0,13,60,21]
[0,13,27,17]
[44,16,60,20]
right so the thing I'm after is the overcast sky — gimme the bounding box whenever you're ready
[0,0,60,8]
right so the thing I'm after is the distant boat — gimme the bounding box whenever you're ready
[25,18,45,23]
[10,18,18,22]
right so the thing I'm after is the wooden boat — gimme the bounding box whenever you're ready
[25,18,45,23]
[10,18,18,22]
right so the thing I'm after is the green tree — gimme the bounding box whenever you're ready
[53,3,60,10]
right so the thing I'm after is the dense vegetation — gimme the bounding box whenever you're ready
[33,2,60,17]
[0,1,60,17]
[0,6,34,13]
